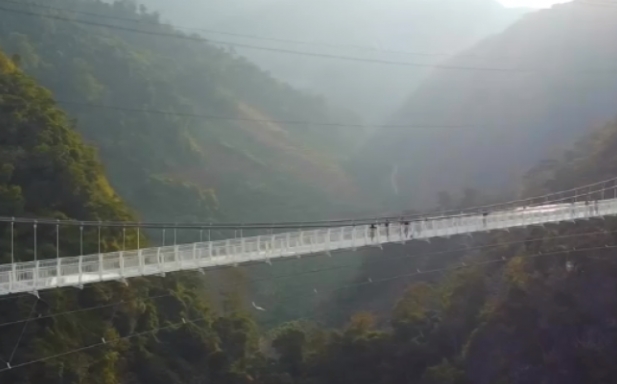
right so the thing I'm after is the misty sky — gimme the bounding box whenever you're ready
[498,0,571,7]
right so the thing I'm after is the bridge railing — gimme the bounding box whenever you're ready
[0,198,617,295]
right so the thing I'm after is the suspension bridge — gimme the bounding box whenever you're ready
[1,178,617,296]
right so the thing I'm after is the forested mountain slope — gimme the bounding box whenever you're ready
[0,0,376,327]
[249,116,617,384]
[0,0,363,224]
[4,36,617,382]
[138,0,527,123]
[0,47,254,384]
[357,0,617,211]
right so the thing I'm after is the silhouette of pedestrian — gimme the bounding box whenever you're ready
[403,221,410,238]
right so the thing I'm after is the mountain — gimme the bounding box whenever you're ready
[0,48,134,256]
[0,46,219,384]
[0,42,312,384]
[264,115,617,384]
[0,0,382,325]
[4,0,617,381]
[5,23,617,381]
[136,0,528,123]
[0,0,365,224]
[359,0,617,210]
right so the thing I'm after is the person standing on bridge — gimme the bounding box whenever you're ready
[384,220,390,238]
[370,224,376,242]
[482,211,488,227]
[585,197,591,217]
[403,220,410,238]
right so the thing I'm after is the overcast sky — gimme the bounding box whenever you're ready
[498,0,572,7]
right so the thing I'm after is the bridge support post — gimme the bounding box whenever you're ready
[33,260,38,292]
[256,236,261,261]
[286,233,293,257]
[55,257,61,288]
[326,228,332,257]
[119,252,124,280]
[138,249,144,275]
[264,236,271,264]
[175,245,181,270]
[241,236,246,261]
[226,239,234,266]
[78,256,83,287]
[156,248,163,275]
[99,253,103,281]
[192,243,198,267]
[10,263,15,293]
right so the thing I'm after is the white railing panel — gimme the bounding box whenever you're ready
[1,199,617,295]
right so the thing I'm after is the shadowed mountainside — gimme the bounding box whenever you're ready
[357,0,617,211]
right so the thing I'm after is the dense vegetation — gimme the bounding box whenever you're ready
[0,0,363,224]
[0,48,234,384]
[0,0,379,322]
[3,1,617,383]
[250,116,617,384]
[4,46,617,382]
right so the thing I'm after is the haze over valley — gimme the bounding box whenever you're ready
[2,1,617,383]
[138,0,530,123]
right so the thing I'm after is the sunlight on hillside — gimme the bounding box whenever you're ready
[2,0,617,382]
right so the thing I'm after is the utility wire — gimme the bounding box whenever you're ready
[55,99,475,129]
[0,174,614,230]
[250,227,617,284]
[0,279,110,303]
[0,4,603,73]
[7,299,37,364]
[0,0,488,59]
[269,244,617,314]
[4,0,617,60]
[0,315,209,373]
[0,293,174,328]
[4,226,611,330]
[1,242,615,373]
